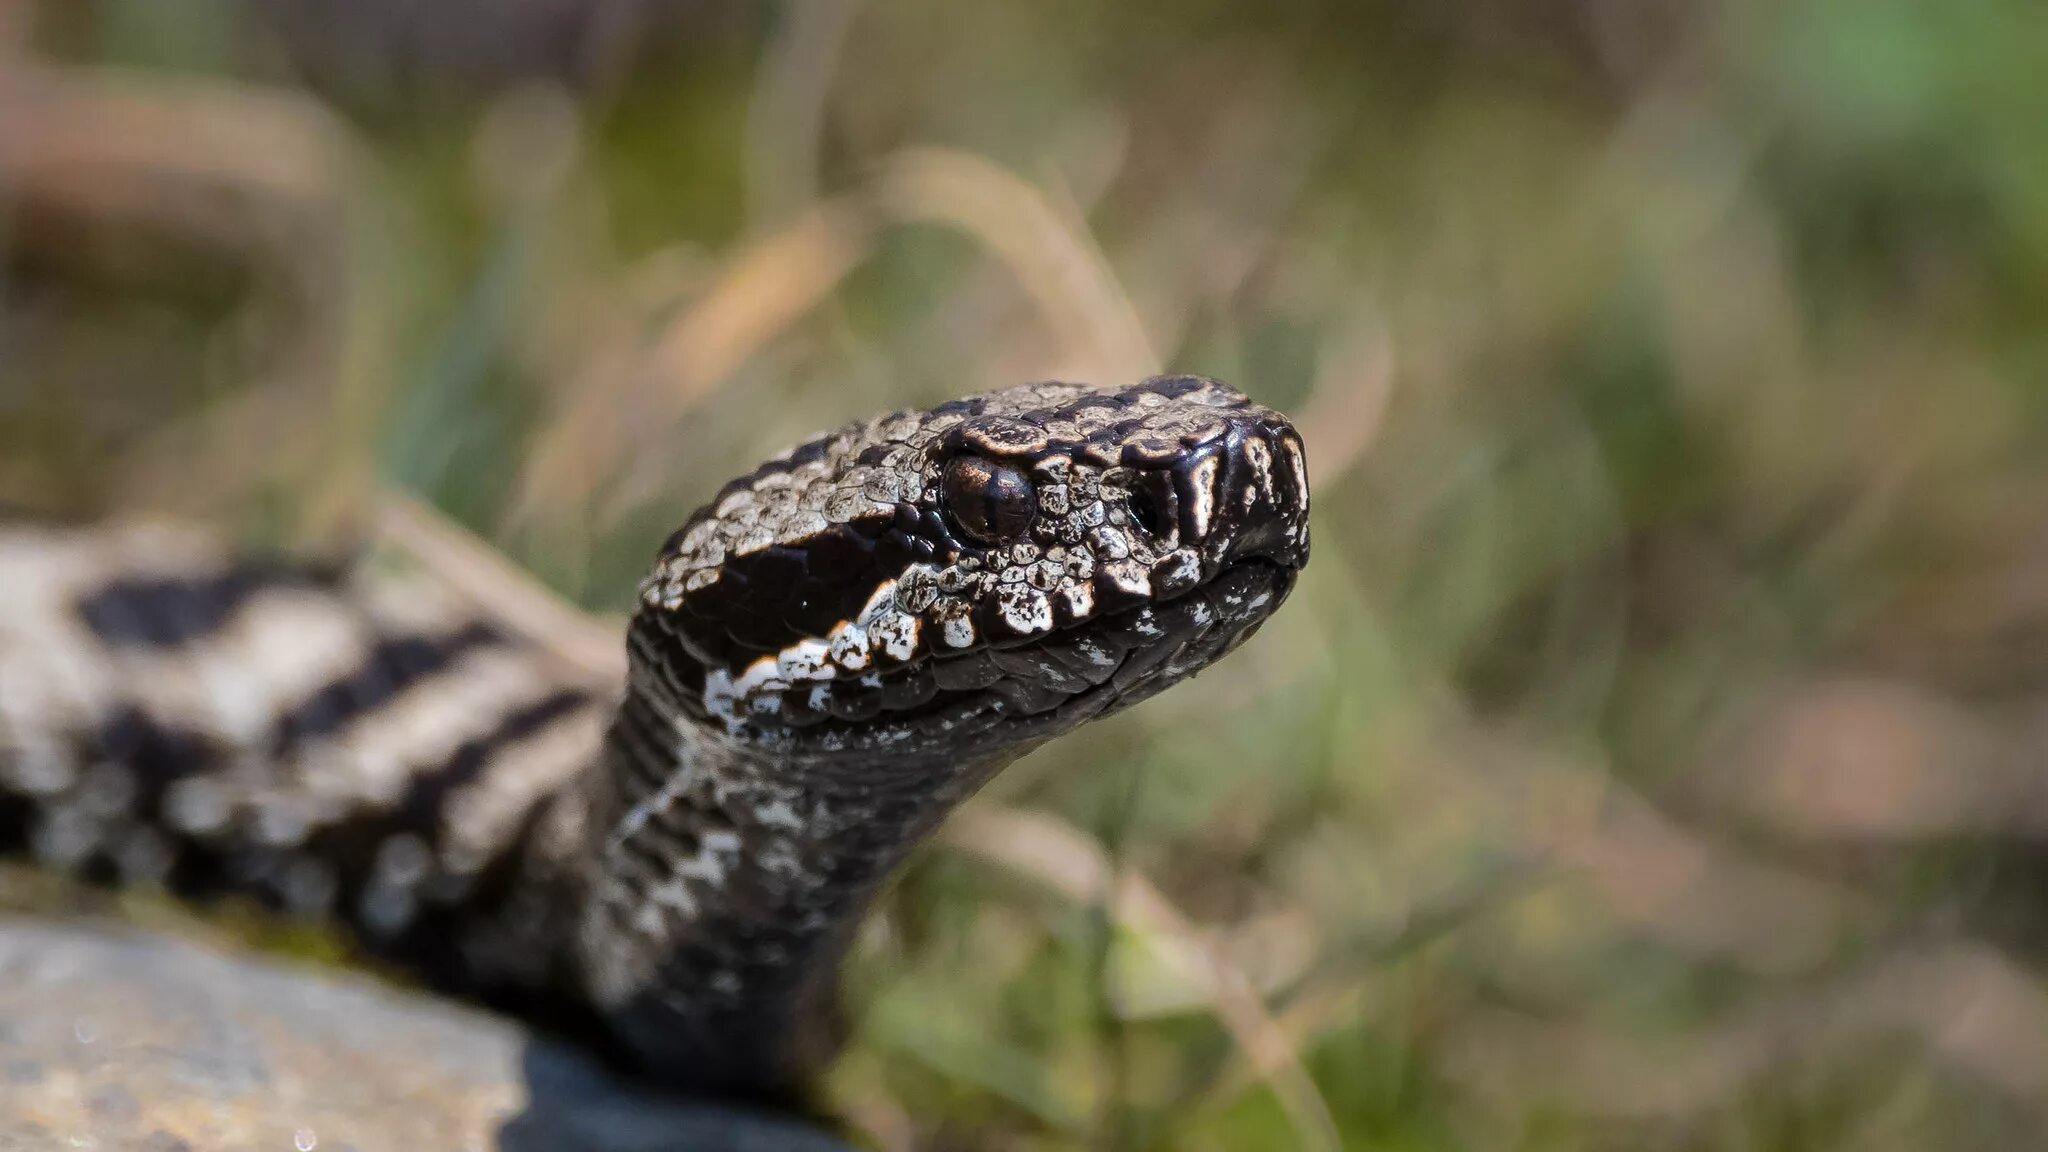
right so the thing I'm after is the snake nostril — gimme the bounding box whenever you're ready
[1126,473,1176,540]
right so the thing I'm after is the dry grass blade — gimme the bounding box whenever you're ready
[0,66,351,225]
[526,145,1155,523]
[873,146,1159,385]
[940,804,1342,1152]
[374,489,626,683]
[518,200,876,520]
[640,201,876,424]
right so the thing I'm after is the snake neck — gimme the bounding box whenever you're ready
[567,613,1024,1100]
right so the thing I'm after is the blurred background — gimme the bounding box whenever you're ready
[6,1,2048,1148]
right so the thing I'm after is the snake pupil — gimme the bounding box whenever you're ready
[943,456,1036,545]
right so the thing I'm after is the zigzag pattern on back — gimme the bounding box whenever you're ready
[0,522,611,993]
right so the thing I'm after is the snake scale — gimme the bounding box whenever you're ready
[0,376,1311,1106]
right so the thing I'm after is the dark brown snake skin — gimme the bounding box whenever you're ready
[0,376,1311,1103]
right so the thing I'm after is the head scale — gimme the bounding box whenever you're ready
[632,376,1310,758]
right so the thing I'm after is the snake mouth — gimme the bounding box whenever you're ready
[748,556,1298,756]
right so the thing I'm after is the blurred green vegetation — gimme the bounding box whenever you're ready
[9,1,2048,1148]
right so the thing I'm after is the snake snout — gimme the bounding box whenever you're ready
[1177,420,1312,575]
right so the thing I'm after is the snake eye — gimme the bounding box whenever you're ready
[943,456,1037,545]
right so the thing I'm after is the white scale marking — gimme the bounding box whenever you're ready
[827,620,871,670]
[941,614,976,649]
[1241,438,1273,511]
[870,612,920,661]
[1061,581,1094,619]
[996,585,1054,635]
[639,828,745,924]
[776,638,834,682]
[1184,453,1220,540]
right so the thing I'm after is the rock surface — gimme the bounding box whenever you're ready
[0,919,856,1151]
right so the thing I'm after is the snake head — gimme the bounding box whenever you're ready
[635,376,1310,755]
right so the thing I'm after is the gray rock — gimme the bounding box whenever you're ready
[0,919,856,1151]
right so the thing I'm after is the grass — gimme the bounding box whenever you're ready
[8,0,2048,1148]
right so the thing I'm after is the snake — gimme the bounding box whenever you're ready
[0,375,1311,1108]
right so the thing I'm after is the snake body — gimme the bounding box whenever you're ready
[0,376,1310,1102]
